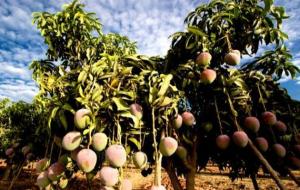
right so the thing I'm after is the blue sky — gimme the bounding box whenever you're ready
[0,0,299,102]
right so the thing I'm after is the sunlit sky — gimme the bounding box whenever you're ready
[0,0,299,102]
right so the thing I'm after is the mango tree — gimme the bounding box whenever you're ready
[164,0,300,189]
[31,1,181,189]
[29,0,300,190]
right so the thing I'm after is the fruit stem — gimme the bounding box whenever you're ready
[165,111,169,137]
[214,96,223,134]
[202,39,208,52]
[87,114,96,149]
[224,87,241,131]
[49,139,55,162]
[139,119,142,151]
[151,108,162,186]
[116,116,122,143]
[248,139,287,190]
[256,84,278,143]
[256,83,267,112]
[225,33,232,52]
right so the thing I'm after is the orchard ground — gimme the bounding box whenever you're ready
[0,160,298,190]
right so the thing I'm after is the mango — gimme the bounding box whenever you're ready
[159,137,178,157]
[105,144,127,167]
[74,108,91,129]
[232,131,248,148]
[92,132,108,152]
[62,131,82,151]
[76,149,97,173]
[99,166,119,187]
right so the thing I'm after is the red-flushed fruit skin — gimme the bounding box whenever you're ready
[172,115,183,129]
[159,137,178,157]
[71,147,82,161]
[99,166,119,187]
[200,69,217,84]
[130,103,143,120]
[244,116,260,133]
[47,162,65,181]
[105,144,127,167]
[182,111,196,126]
[224,50,240,65]
[273,121,287,134]
[255,137,269,152]
[232,131,249,148]
[216,135,230,150]
[272,144,286,158]
[76,149,97,173]
[196,52,212,66]
[288,156,300,169]
[261,111,277,126]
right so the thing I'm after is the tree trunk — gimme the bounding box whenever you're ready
[186,168,196,190]
[248,140,287,190]
[165,158,183,190]
[186,139,198,190]
[250,173,260,190]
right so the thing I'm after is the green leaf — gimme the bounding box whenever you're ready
[264,0,274,12]
[157,74,173,97]
[62,103,75,114]
[78,71,87,83]
[119,111,139,128]
[59,110,68,130]
[86,48,91,60]
[112,97,129,111]
[128,137,141,150]
[83,128,90,135]
[48,106,59,129]
[187,26,207,37]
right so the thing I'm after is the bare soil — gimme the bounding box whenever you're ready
[0,161,299,190]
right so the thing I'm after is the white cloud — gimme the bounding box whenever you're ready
[0,62,31,80]
[0,80,38,102]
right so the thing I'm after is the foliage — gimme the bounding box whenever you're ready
[167,0,299,79]
[30,1,181,189]
[0,99,48,160]
[4,0,298,190]
[164,0,300,187]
